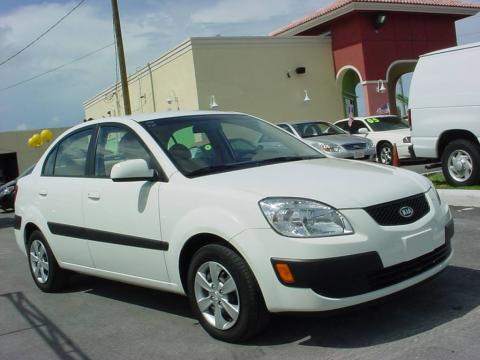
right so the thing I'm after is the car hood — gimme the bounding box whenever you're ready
[373,128,410,137]
[190,158,430,209]
[304,134,368,146]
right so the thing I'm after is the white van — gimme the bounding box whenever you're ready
[409,42,480,186]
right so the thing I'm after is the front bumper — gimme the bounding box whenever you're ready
[326,147,376,161]
[231,189,452,312]
[271,220,452,298]
[396,143,411,159]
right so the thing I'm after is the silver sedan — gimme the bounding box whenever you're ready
[277,121,376,160]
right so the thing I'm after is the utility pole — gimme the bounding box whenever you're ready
[111,0,131,115]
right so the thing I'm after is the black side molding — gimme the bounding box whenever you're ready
[13,215,22,230]
[47,222,168,251]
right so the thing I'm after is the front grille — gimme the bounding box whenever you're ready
[365,193,430,226]
[343,143,367,150]
[368,239,451,290]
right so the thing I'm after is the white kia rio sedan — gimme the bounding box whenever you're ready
[14,112,453,342]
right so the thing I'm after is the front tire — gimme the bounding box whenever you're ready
[442,139,480,186]
[27,230,68,292]
[187,244,269,342]
[378,142,393,165]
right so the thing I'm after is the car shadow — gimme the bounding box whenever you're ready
[68,265,480,347]
[252,265,480,347]
[0,215,14,229]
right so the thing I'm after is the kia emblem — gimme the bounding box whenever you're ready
[399,206,414,218]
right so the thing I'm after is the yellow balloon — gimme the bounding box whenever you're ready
[27,137,35,148]
[40,129,53,143]
[31,133,42,147]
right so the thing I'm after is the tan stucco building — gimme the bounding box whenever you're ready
[84,37,344,123]
[0,127,69,182]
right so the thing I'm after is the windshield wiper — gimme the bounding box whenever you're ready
[187,163,250,177]
[252,155,322,165]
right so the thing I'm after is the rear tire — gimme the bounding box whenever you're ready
[186,244,269,342]
[441,139,480,186]
[27,230,68,292]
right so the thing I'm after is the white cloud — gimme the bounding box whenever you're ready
[15,123,27,130]
[191,0,298,23]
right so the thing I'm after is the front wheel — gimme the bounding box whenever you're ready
[187,244,269,342]
[378,142,393,165]
[442,139,480,186]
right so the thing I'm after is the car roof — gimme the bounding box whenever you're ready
[89,111,245,125]
[279,120,331,125]
[335,115,399,122]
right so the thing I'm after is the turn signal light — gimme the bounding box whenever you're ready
[274,263,295,284]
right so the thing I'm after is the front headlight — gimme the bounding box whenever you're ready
[0,186,14,196]
[430,186,441,205]
[366,139,375,148]
[403,136,411,143]
[314,143,341,152]
[259,198,354,237]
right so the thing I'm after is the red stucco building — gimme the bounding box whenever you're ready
[271,0,480,116]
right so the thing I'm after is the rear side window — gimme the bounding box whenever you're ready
[335,121,348,131]
[278,124,294,134]
[53,129,93,177]
[42,147,57,176]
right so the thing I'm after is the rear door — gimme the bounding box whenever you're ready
[82,124,168,282]
[36,127,95,267]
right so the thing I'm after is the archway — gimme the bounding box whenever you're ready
[336,66,364,118]
[386,60,417,116]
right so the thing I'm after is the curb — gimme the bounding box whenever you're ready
[437,189,480,207]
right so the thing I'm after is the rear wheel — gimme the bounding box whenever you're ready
[442,139,480,186]
[27,230,68,292]
[187,244,269,342]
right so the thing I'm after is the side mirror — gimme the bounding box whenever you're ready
[358,128,369,135]
[111,159,156,182]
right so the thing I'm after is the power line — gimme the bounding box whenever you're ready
[0,42,114,92]
[0,0,86,67]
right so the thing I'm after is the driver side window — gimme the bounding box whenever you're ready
[349,120,368,134]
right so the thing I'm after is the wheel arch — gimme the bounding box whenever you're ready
[376,140,392,153]
[178,233,243,294]
[24,222,41,248]
[437,129,479,158]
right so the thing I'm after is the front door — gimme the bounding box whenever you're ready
[82,125,168,282]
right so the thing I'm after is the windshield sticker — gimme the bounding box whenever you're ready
[366,118,380,124]
[204,144,212,151]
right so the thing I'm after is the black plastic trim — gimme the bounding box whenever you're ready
[47,222,168,251]
[13,215,22,230]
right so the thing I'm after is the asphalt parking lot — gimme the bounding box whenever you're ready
[1,207,479,360]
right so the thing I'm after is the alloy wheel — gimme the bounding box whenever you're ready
[380,146,392,164]
[448,149,473,182]
[30,240,49,284]
[194,261,240,330]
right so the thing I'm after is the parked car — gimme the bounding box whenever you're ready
[14,112,452,342]
[276,121,375,160]
[335,116,412,165]
[409,42,480,186]
[0,165,34,211]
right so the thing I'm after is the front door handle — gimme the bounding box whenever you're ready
[87,192,101,200]
[38,190,47,197]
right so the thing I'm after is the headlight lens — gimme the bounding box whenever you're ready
[259,198,354,237]
[314,143,341,152]
[403,136,411,143]
[430,186,441,205]
[1,186,14,196]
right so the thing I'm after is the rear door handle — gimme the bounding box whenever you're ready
[38,190,47,197]
[87,192,101,200]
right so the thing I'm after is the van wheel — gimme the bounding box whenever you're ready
[187,244,269,342]
[378,143,393,165]
[442,140,480,186]
[27,230,68,292]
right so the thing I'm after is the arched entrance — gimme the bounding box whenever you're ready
[336,66,364,118]
[386,60,417,116]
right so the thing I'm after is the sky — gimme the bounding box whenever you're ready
[0,0,479,132]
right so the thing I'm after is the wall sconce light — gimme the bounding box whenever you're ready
[376,80,386,93]
[303,89,311,103]
[209,95,219,109]
[287,66,307,78]
[373,13,387,30]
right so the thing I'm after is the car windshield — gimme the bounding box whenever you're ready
[141,114,324,177]
[365,116,409,131]
[292,122,346,138]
